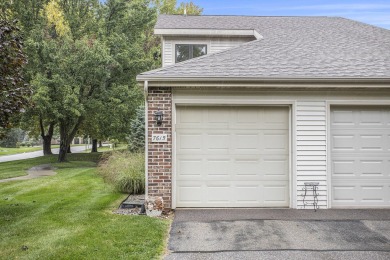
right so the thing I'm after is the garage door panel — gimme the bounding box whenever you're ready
[177,133,203,152]
[332,131,389,152]
[178,155,289,180]
[177,183,203,205]
[332,182,390,207]
[205,159,231,177]
[206,134,231,152]
[264,131,289,151]
[332,157,388,179]
[177,158,203,177]
[234,133,260,152]
[176,106,290,207]
[331,106,390,208]
[176,180,289,207]
[262,157,289,177]
[234,185,263,204]
[178,107,204,124]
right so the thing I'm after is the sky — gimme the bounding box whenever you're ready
[187,0,390,29]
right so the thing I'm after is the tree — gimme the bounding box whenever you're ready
[0,18,31,138]
[152,0,203,15]
[5,0,202,161]
[127,104,145,152]
[73,0,156,156]
[176,2,203,15]
[0,128,26,148]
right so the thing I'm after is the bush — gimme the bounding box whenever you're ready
[0,128,26,147]
[98,151,145,194]
[127,104,145,152]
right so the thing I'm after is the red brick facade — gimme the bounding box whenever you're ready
[147,87,172,209]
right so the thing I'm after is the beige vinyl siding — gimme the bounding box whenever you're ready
[209,37,251,54]
[296,101,327,209]
[163,40,173,66]
[162,36,254,67]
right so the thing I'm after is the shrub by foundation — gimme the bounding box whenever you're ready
[98,151,145,194]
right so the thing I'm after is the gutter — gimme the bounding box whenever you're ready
[136,76,390,88]
[144,81,148,198]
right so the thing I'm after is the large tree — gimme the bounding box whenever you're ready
[5,0,202,160]
[0,17,31,138]
[152,0,203,15]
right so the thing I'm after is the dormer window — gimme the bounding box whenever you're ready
[175,44,207,63]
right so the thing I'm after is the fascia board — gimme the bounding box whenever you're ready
[136,77,390,88]
[154,28,262,39]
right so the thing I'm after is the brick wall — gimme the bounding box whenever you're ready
[147,87,172,209]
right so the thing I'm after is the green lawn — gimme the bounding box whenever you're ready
[0,153,101,180]
[0,154,170,259]
[0,144,87,156]
[83,144,127,153]
[0,146,47,156]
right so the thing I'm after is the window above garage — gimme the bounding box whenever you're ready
[175,44,207,63]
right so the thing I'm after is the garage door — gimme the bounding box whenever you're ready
[175,106,290,207]
[331,106,390,208]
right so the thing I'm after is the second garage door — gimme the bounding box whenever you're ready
[175,106,290,207]
[331,106,390,208]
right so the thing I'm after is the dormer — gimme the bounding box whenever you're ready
[155,15,260,67]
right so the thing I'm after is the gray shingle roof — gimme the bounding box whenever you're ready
[139,15,390,80]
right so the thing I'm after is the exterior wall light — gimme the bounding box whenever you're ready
[154,109,163,126]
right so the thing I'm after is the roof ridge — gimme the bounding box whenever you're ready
[158,14,335,18]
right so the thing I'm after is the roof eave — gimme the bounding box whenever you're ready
[154,28,262,39]
[137,76,390,87]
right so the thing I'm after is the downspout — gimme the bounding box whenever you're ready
[144,81,148,198]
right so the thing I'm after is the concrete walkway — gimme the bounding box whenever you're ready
[0,146,88,163]
[0,164,56,183]
[165,209,390,260]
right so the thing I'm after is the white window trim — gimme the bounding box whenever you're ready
[171,39,210,65]
[175,43,208,63]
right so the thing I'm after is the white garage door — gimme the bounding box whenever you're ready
[175,106,290,207]
[331,106,390,208]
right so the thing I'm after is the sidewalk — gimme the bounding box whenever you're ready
[0,146,88,163]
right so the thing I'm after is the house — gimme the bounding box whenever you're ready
[136,15,390,209]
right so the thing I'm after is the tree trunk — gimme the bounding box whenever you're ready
[40,119,54,156]
[99,140,102,148]
[91,139,98,153]
[58,140,69,162]
[42,136,53,155]
[58,117,83,162]
[67,145,71,153]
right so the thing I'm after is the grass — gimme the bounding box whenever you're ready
[0,146,48,156]
[0,154,170,259]
[83,144,127,153]
[0,153,102,180]
[0,145,87,156]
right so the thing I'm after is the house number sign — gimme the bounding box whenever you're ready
[152,134,168,143]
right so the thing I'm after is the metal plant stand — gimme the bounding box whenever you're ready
[302,182,319,211]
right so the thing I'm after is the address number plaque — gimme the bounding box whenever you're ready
[152,134,168,143]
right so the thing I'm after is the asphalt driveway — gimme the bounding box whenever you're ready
[165,209,390,260]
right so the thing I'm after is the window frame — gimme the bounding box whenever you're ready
[175,44,207,63]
